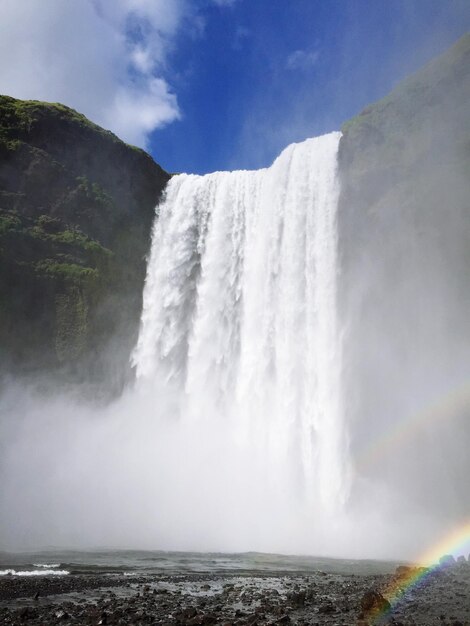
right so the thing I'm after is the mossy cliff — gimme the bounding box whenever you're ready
[0,96,170,392]
[339,33,470,218]
[337,33,470,501]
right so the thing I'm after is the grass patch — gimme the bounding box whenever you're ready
[35,259,98,282]
[0,94,150,155]
[27,214,112,257]
[0,212,21,234]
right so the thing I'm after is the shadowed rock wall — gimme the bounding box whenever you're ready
[0,96,170,394]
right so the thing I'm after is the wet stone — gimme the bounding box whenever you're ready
[1,568,470,626]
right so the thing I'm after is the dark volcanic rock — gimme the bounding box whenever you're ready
[2,568,470,626]
[440,555,457,567]
[0,95,170,393]
[318,601,336,614]
[359,589,391,623]
[287,589,306,607]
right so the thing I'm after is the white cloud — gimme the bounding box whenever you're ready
[0,0,188,147]
[286,49,320,71]
[109,79,179,147]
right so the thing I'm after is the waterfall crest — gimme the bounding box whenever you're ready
[133,132,349,514]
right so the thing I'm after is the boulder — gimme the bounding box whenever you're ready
[439,555,456,568]
[359,590,391,619]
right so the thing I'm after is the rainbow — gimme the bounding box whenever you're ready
[370,521,470,623]
[357,382,470,471]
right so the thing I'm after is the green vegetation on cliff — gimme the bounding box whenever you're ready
[340,33,470,185]
[0,95,170,392]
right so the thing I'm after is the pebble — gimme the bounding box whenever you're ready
[0,566,469,625]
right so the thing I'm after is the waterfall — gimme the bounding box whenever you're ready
[133,132,349,517]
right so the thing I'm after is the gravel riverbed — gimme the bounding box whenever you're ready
[1,564,470,626]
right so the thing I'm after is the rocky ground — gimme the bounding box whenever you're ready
[1,564,469,626]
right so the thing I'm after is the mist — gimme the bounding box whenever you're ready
[1,34,470,567]
[2,125,469,565]
[336,32,470,561]
[0,376,450,561]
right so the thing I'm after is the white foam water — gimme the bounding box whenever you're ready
[0,569,69,576]
[133,132,349,516]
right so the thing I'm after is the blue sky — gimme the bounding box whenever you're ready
[1,1,469,174]
[151,0,470,173]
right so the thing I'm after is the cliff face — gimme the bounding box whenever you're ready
[337,34,470,510]
[0,96,170,392]
[1,35,468,408]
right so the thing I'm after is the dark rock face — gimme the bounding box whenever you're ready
[440,554,457,567]
[0,95,170,393]
[359,589,391,618]
[337,34,470,510]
